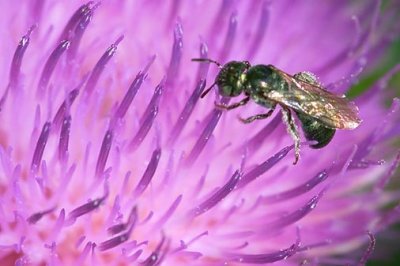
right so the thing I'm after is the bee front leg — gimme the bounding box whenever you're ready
[281,107,300,165]
[215,96,250,110]
[238,104,276,124]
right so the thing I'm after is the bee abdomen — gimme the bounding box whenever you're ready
[296,111,335,149]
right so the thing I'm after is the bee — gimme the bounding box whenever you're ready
[192,58,361,164]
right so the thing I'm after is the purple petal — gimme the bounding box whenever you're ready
[219,11,237,61]
[53,87,80,128]
[263,190,325,230]
[48,209,65,243]
[166,22,183,87]
[262,169,328,203]
[107,223,127,236]
[58,2,94,42]
[154,195,182,228]
[184,100,227,166]
[77,241,93,264]
[58,115,71,162]
[9,25,35,90]
[244,113,281,154]
[31,122,51,173]
[226,233,300,264]
[129,106,158,151]
[68,196,106,220]
[107,206,137,235]
[196,42,210,80]
[113,72,146,120]
[95,129,113,178]
[376,150,400,190]
[37,40,70,97]
[246,0,270,59]
[168,79,206,146]
[208,0,234,45]
[352,0,380,55]
[67,3,100,59]
[98,231,131,251]
[239,145,293,188]
[76,236,86,248]
[26,206,56,224]
[140,81,164,124]
[129,83,163,151]
[141,236,167,266]
[190,170,241,217]
[358,232,376,266]
[134,149,162,197]
[83,36,124,97]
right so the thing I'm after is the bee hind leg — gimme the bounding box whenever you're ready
[215,96,250,110]
[281,107,300,165]
[238,104,276,124]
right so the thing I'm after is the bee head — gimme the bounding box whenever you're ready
[216,61,250,97]
[191,58,250,98]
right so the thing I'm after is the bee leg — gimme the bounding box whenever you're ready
[238,104,276,124]
[215,96,250,110]
[281,107,300,165]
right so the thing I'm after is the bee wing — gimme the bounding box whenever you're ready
[266,66,361,129]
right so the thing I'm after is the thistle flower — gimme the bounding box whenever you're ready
[0,1,399,265]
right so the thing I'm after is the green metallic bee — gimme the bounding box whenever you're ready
[192,58,361,164]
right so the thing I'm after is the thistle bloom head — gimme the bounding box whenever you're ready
[1,1,399,265]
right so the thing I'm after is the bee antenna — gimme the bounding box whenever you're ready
[200,82,216,98]
[192,58,222,68]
